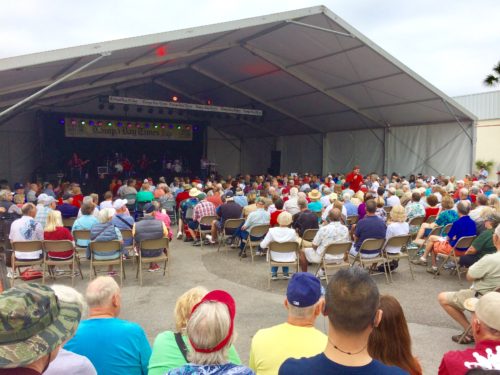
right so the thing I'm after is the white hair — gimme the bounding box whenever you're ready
[85,276,120,309]
[98,208,116,223]
[342,193,351,202]
[289,187,298,197]
[51,284,88,318]
[187,301,233,365]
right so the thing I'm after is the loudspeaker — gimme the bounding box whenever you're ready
[269,151,281,175]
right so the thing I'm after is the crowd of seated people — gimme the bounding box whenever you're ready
[1,167,500,374]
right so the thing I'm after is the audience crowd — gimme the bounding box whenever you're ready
[1,167,500,374]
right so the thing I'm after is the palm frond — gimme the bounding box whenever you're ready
[493,61,500,75]
[484,74,499,86]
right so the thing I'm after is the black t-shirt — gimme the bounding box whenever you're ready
[217,202,243,224]
[292,210,319,237]
[279,353,408,375]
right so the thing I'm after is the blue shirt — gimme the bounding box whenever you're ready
[307,201,322,213]
[234,195,248,207]
[72,215,99,246]
[279,353,407,375]
[344,201,358,216]
[447,215,476,248]
[112,214,135,246]
[354,215,387,253]
[65,318,151,375]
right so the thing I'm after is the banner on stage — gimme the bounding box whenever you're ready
[64,118,193,141]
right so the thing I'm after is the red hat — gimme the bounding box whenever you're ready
[189,290,236,353]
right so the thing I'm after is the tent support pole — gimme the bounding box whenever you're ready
[0,53,109,120]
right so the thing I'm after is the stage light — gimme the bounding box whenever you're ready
[207,99,212,105]
[172,96,178,102]
[117,122,123,127]
[127,123,132,128]
[81,120,86,125]
[58,119,65,125]
[186,125,191,130]
[89,120,95,126]
[136,123,141,128]
[155,46,167,57]
[97,121,103,127]
[161,124,166,129]
[71,119,77,125]
[107,122,113,127]
[154,124,158,129]
[177,125,181,130]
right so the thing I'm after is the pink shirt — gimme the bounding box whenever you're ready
[154,212,172,239]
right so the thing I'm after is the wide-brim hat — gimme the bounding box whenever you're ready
[308,189,321,200]
[0,283,81,368]
[189,188,201,197]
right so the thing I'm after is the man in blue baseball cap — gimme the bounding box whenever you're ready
[249,272,327,375]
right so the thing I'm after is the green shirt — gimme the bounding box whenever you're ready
[472,229,496,258]
[148,331,242,375]
[136,190,154,203]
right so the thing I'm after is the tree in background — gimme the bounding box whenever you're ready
[484,61,500,86]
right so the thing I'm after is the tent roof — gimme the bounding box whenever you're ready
[0,5,476,138]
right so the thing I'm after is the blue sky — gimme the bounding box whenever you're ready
[1,0,499,96]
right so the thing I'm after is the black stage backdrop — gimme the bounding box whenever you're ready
[40,112,207,189]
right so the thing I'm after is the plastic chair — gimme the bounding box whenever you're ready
[268,241,299,289]
[42,240,83,286]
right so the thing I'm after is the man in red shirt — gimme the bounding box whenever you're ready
[345,166,362,193]
[439,291,500,374]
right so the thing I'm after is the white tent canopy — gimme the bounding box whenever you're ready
[0,5,476,182]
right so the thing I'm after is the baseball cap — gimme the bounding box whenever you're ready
[224,191,234,198]
[143,202,156,214]
[112,199,128,210]
[0,283,81,368]
[190,290,236,353]
[14,183,24,190]
[464,292,500,331]
[286,272,322,308]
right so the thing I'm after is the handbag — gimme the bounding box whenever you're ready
[20,268,43,281]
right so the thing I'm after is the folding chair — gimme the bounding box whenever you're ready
[136,237,169,286]
[315,242,352,283]
[268,241,299,289]
[11,241,44,286]
[349,238,388,283]
[442,223,453,236]
[412,225,443,259]
[217,218,245,253]
[120,229,136,262]
[346,215,359,231]
[408,216,425,239]
[241,224,270,263]
[72,230,91,260]
[434,235,476,282]
[62,217,76,229]
[383,234,413,282]
[198,215,218,250]
[426,215,437,224]
[124,193,136,215]
[300,228,318,249]
[42,240,83,286]
[89,240,125,286]
[163,198,177,225]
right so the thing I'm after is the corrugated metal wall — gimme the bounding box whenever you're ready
[454,90,500,120]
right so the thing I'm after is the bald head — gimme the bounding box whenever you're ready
[86,276,120,311]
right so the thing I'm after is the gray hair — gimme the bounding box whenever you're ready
[98,208,115,223]
[342,193,351,202]
[297,198,308,210]
[186,301,233,365]
[457,201,471,216]
[85,276,120,309]
[51,284,88,318]
[288,304,316,319]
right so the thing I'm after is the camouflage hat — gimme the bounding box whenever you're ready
[0,283,81,368]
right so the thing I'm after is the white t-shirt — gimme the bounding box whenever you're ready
[385,222,410,254]
[260,227,298,262]
[386,195,400,207]
[9,216,44,259]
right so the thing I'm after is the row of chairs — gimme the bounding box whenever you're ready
[10,236,169,287]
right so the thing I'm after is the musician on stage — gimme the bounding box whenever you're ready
[200,157,209,180]
[138,154,150,175]
[67,152,88,182]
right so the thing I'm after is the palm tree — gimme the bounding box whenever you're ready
[484,61,500,86]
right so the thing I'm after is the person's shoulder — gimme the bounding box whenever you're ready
[369,359,408,374]
[279,354,323,374]
[252,323,286,341]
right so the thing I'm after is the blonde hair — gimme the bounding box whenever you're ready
[98,208,115,223]
[390,205,407,223]
[45,209,63,232]
[375,196,385,208]
[174,286,208,332]
[187,301,233,365]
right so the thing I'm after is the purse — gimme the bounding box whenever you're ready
[20,268,43,281]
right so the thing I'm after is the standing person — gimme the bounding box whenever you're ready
[368,295,422,374]
[249,273,327,374]
[279,268,406,374]
[64,277,151,375]
[345,166,362,193]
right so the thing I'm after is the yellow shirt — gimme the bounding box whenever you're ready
[249,322,327,375]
